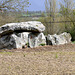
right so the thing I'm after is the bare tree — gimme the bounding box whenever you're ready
[45,0,57,19]
[44,0,57,34]
[0,0,30,12]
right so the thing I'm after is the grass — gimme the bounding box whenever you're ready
[72,41,75,44]
[23,54,26,57]
[55,53,58,58]
[39,43,45,46]
[0,52,12,54]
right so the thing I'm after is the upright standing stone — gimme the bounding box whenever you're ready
[46,32,71,45]
[29,33,46,48]
[17,32,30,45]
[0,32,30,49]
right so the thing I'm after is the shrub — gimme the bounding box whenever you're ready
[39,43,45,46]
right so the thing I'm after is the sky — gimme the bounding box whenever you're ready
[27,0,61,11]
[28,0,46,11]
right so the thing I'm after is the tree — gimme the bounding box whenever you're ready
[45,0,57,19]
[60,0,75,22]
[0,0,30,12]
[59,0,75,30]
[44,0,57,34]
[59,0,75,40]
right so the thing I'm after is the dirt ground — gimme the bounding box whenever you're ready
[0,43,75,75]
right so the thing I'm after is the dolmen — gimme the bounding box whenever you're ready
[0,21,72,50]
[0,21,46,49]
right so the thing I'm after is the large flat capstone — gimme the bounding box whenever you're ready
[0,21,45,37]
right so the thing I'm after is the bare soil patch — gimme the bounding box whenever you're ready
[0,43,75,75]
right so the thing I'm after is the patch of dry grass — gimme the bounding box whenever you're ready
[0,44,75,75]
[0,51,75,75]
